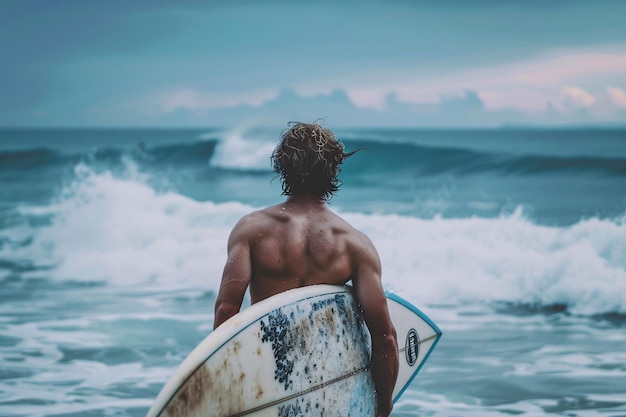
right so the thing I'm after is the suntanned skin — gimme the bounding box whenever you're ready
[214,193,399,417]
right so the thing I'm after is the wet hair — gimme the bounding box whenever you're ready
[271,121,359,202]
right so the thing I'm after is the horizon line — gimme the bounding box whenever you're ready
[2,124,626,131]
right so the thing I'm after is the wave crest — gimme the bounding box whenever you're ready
[346,209,626,315]
[2,163,625,315]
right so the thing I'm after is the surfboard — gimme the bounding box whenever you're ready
[146,285,441,417]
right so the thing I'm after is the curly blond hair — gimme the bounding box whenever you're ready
[271,122,358,202]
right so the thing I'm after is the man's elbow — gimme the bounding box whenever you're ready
[381,331,399,353]
[371,326,398,355]
[214,300,240,329]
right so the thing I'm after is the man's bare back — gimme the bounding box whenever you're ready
[246,196,372,302]
[213,194,379,317]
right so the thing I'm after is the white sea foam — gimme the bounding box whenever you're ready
[5,164,626,315]
[210,128,275,170]
[8,162,249,289]
[344,210,626,315]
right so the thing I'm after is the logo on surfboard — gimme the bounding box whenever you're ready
[405,328,419,366]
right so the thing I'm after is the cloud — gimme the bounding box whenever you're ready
[561,86,596,108]
[157,89,277,113]
[152,88,365,127]
[511,52,626,86]
[440,91,484,113]
[309,46,626,121]
[158,90,212,112]
[153,88,502,127]
[478,89,552,111]
[607,86,626,108]
[81,84,625,128]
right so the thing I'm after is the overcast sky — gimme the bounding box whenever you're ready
[2,0,626,127]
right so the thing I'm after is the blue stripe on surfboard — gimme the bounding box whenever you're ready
[385,291,442,404]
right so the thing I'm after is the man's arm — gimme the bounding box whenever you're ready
[213,217,253,330]
[352,236,399,417]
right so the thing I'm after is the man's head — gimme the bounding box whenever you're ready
[271,122,358,202]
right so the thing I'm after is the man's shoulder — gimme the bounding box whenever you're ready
[329,213,377,252]
[235,209,271,228]
[233,206,285,232]
[329,211,363,234]
[336,219,381,271]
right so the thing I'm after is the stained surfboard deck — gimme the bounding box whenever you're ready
[146,285,441,417]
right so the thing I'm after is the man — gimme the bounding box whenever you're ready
[213,122,399,417]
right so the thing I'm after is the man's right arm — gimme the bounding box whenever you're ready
[214,216,253,329]
[352,236,399,417]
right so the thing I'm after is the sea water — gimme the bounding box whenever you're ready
[0,127,625,417]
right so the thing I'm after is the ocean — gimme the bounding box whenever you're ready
[1,127,625,417]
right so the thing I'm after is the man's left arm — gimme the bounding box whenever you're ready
[352,236,399,417]
[213,217,253,329]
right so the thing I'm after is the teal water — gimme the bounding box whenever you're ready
[1,128,625,416]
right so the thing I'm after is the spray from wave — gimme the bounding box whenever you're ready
[347,210,626,315]
[209,128,276,171]
[3,160,624,316]
[3,161,250,289]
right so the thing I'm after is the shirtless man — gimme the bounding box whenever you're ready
[213,122,399,417]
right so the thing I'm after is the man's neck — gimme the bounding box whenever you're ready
[285,194,326,207]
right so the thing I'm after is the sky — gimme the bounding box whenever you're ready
[2,0,626,127]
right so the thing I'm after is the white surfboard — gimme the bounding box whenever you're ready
[146,285,441,417]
